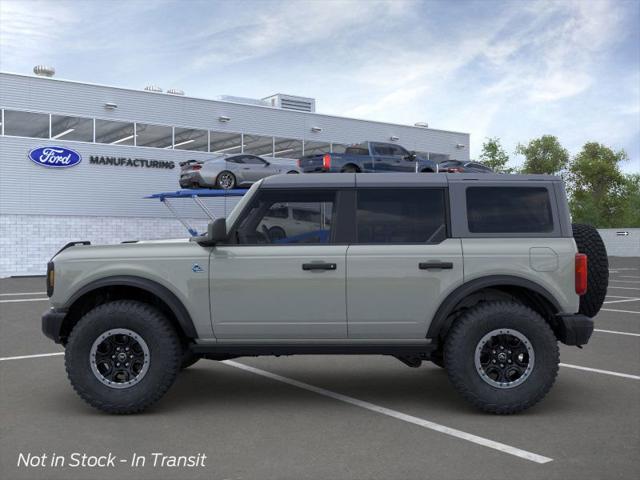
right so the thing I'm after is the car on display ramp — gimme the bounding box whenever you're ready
[42,173,608,414]
[179,154,300,190]
[298,141,438,173]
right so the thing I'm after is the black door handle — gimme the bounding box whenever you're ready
[302,263,337,271]
[419,262,453,270]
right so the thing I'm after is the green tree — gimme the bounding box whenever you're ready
[619,174,640,227]
[516,135,569,175]
[568,142,629,227]
[479,137,513,173]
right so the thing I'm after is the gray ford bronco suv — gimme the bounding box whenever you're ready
[42,173,608,414]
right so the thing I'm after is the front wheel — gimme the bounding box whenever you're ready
[65,300,182,414]
[444,301,558,414]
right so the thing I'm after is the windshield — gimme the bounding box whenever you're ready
[225,180,262,230]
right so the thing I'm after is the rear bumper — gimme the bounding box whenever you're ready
[556,313,594,346]
[42,308,67,344]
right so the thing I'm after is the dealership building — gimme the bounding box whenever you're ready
[0,69,470,277]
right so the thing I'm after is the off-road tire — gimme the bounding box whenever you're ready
[444,301,559,414]
[65,300,182,414]
[572,223,608,317]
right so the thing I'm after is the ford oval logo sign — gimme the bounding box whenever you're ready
[28,146,82,168]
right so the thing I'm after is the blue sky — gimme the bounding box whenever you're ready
[1,0,638,172]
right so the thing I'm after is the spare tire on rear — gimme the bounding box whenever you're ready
[572,223,608,317]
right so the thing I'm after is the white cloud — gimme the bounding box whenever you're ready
[0,0,78,68]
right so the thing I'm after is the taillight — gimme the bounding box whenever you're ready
[322,153,331,170]
[575,253,587,295]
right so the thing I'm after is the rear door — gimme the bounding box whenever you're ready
[210,188,348,339]
[346,186,463,338]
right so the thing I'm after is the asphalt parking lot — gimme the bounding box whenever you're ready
[1,257,638,480]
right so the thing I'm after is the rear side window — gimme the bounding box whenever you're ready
[356,189,447,243]
[466,187,553,233]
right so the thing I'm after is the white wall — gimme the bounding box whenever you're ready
[0,211,237,277]
[597,229,640,257]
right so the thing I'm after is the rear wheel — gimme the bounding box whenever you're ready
[341,165,359,173]
[65,300,182,414]
[216,171,236,190]
[444,301,558,414]
[572,223,608,317]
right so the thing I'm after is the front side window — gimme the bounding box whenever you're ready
[234,190,335,245]
[356,189,447,244]
[3,110,49,138]
[466,187,553,233]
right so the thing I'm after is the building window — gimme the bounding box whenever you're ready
[303,140,331,156]
[51,115,93,142]
[273,137,303,158]
[135,123,173,149]
[174,127,208,151]
[3,110,49,138]
[95,119,135,145]
[210,131,243,154]
[244,134,274,156]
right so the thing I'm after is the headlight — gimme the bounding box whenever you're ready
[46,262,55,297]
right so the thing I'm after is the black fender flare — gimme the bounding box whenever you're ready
[426,275,561,340]
[65,275,197,338]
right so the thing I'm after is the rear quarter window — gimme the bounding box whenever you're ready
[466,187,553,233]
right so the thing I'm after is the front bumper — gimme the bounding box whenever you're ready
[556,314,594,346]
[42,308,68,344]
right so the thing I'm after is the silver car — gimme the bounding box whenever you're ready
[179,154,300,189]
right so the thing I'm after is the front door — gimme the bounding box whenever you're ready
[210,188,348,339]
[346,187,463,338]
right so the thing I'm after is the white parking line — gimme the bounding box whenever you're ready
[605,295,638,299]
[222,360,553,464]
[0,352,63,361]
[616,275,640,279]
[0,298,49,304]
[607,286,640,291]
[608,280,640,284]
[610,268,638,271]
[594,328,640,337]
[560,363,640,380]
[0,292,46,296]
[601,308,640,315]
[603,298,640,304]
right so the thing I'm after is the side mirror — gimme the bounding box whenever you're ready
[194,217,227,246]
[406,151,417,161]
[209,217,227,243]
